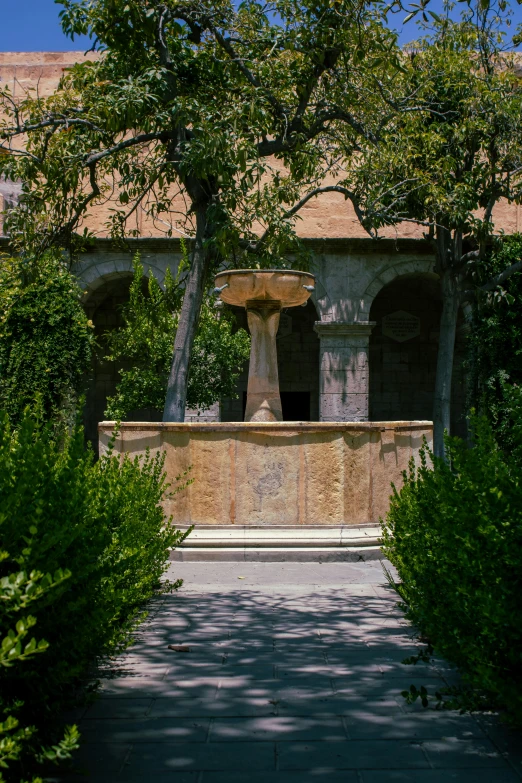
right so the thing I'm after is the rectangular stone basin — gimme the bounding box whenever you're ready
[98,421,432,526]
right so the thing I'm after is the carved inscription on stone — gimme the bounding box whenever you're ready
[382,310,420,342]
[248,461,285,512]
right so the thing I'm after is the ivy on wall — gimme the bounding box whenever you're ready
[0,252,93,429]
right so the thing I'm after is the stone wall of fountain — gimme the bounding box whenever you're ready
[98,420,432,526]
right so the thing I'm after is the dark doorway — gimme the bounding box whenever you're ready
[242,391,311,421]
[368,274,467,436]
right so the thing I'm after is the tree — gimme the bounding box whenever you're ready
[0,0,402,421]
[343,0,522,456]
[103,252,250,419]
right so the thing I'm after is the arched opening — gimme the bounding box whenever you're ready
[83,273,150,451]
[369,274,467,435]
[221,299,320,422]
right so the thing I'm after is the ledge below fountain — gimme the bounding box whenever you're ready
[98,420,432,527]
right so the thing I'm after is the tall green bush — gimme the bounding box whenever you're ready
[382,416,522,722]
[468,234,522,453]
[0,253,93,429]
[0,410,187,781]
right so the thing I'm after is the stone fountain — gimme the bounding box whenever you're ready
[99,268,432,558]
[213,269,315,422]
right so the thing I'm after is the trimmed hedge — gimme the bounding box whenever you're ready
[0,412,187,781]
[382,415,522,722]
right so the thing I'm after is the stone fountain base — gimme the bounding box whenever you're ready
[98,421,432,540]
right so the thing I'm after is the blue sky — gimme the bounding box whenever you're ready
[1,0,521,52]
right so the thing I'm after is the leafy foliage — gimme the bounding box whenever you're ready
[0,253,93,429]
[103,253,250,419]
[468,234,522,453]
[0,0,405,418]
[347,6,522,244]
[0,553,79,783]
[0,410,188,780]
[343,0,522,454]
[0,0,400,262]
[382,417,522,723]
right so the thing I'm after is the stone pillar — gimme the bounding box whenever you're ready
[245,300,283,422]
[314,321,376,422]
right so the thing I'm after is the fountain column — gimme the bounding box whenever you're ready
[213,269,315,422]
[245,300,282,422]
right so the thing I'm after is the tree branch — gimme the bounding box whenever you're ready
[461,259,522,302]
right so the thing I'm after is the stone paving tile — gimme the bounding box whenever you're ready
[342,712,486,740]
[148,696,280,718]
[121,740,276,772]
[78,717,210,743]
[202,773,359,783]
[360,771,522,783]
[209,715,347,742]
[276,738,430,770]
[422,737,509,768]
[63,563,522,782]
[82,697,153,719]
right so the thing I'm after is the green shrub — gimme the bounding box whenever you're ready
[468,233,522,453]
[0,560,80,783]
[382,415,522,722]
[0,410,188,780]
[103,252,250,419]
[0,252,93,429]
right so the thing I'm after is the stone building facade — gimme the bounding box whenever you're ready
[54,236,468,451]
[0,51,511,445]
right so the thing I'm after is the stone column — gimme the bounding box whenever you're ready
[245,300,283,422]
[314,321,376,422]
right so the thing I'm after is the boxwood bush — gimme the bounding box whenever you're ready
[0,411,187,782]
[382,414,522,722]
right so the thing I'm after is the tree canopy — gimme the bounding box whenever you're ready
[0,0,403,420]
[342,0,522,454]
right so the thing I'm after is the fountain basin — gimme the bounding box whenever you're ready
[215,269,315,308]
[99,420,433,527]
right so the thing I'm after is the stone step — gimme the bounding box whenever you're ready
[170,545,384,562]
[170,525,383,562]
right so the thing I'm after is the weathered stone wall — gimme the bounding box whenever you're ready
[2,52,522,241]
[99,420,433,526]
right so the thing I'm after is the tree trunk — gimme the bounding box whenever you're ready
[433,227,461,459]
[163,206,208,422]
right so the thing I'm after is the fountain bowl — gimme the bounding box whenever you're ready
[215,269,315,308]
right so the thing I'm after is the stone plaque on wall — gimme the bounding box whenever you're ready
[382,310,420,342]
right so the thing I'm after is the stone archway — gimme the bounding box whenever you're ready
[368,273,467,435]
[83,273,147,451]
[357,257,435,322]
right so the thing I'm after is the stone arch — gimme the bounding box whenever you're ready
[368,272,467,435]
[357,257,435,322]
[75,257,166,301]
[82,270,156,451]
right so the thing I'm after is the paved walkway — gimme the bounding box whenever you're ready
[61,562,522,782]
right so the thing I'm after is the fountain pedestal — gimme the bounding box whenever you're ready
[245,300,282,422]
[214,269,315,422]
